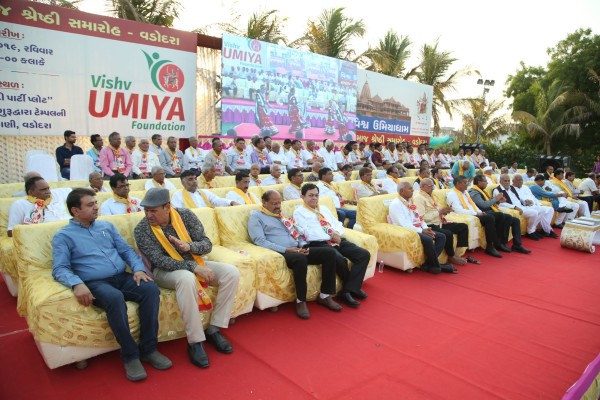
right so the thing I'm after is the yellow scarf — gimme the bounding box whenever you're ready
[27,195,52,224]
[109,144,125,172]
[387,174,400,183]
[152,179,165,188]
[112,194,140,213]
[233,188,256,204]
[320,180,344,206]
[302,204,337,245]
[260,207,303,240]
[551,177,573,198]
[251,176,262,185]
[188,146,198,158]
[198,174,214,189]
[182,189,213,209]
[433,178,441,189]
[453,188,480,213]
[149,208,212,311]
[458,161,465,176]
[399,196,424,227]
[361,181,378,193]
[470,186,499,212]
[486,174,497,184]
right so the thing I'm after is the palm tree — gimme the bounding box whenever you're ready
[197,9,288,45]
[29,0,80,9]
[298,7,366,61]
[363,29,415,78]
[458,98,509,143]
[414,40,475,135]
[108,0,181,27]
[512,82,588,154]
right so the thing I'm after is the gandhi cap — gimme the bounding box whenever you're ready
[140,188,170,207]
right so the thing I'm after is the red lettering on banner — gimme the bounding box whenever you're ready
[88,90,185,121]
[113,92,138,118]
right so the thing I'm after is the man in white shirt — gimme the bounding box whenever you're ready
[523,168,538,182]
[268,142,288,174]
[547,169,589,217]
[101,174,143,216]
[511,174,558,238]
[402,146,421,169]
[248,164,262,186]
[508,162,519,175]
[8,177,71,237]
[88,172,108,193]
[293,183,369,308]
[379,166,402,195]
[226,172,260,205]
[132,138,161,179]
[171,170,237,209]
[286,139,309,171]
[335,143,362,171]
[304,140,324,168]
[389,182,454,274]
[227,137,251,173]
[564,171,596,212]
[317,140,338,171]
[261,164,284,186]
[283,168,304,200]
[317,168,357,228]
[334,164,353,182]
[483,166,499,185]
[183,136,205,176]
[577,173,600,209]
[413,167,431,191]
[446,176,503,258]
[382,142,399,163]
[354,167,387,200]
[492,174,544,240]
[145,167,176,191]
[159,136,184,178]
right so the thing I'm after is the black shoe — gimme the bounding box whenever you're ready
[206,331,233,354]
[524,233,540,241]
[547,231,559,238]
[536,230,549,238]
[440,264,458,274]
[485,248,503,258]
[496,244,512,253]
[349,289,368,300]
[338,291,360,308]
[556,207,573,213]
[553,223,565,229]
[420,264,441,274]
[512,245,532,254]
[188,342,210,368]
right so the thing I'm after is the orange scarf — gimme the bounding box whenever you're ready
[233,188,257,204]
[470,186,499,212]
[198,174,214,189]
[182,189,213,209]
[453,188,480,213]
[26,195,52,224]
[320,181,344,206]
[302,204,337,246]
[260,207,304,240]
[166,148,181,173]
[551,177,573,197]
[399,196,423,228]
[109,144,125,173]
[112,194,141,213]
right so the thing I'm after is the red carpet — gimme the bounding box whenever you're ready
[1,239,600,399]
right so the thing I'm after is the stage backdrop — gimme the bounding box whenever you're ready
[0,0,196,137]
[356,69,433,146]
[220,33,357,143]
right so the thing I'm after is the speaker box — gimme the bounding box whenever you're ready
[539,155,570,172]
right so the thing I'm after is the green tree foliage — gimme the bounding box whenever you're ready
[504,62,546,115]
[29,0,80,9]
[457,98,509,143]
[363,30,414,79]
[109,0,181,27]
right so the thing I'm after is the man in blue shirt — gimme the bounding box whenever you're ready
[55,130,83,180]
[529,174,575,229]
[52,188,171,381]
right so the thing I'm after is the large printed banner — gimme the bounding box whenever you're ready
[220,33,357,143]
[356,70,433,146]
[0,0,196,137]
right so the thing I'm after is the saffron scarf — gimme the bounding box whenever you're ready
[386,174,400,184]
[182,189,213,209]
[551,177,574,198]
[26,195,52,224]
[233,188,257,204]
[302,204,337,246]
[320,181,345,206]
[109,144,125,173]
[260,207,303,241]
[452,187,480,213]
[152,179,165,188]
[149,208,212,311]
[166,148,181,173]
[399,196,424,228]
[469,186,500,212]
[112,194,140,213]
[198,174,214,189]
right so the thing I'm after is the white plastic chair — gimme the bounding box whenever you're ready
[26,154,59,182]
[69,154,95,181]
[24,150,49,169]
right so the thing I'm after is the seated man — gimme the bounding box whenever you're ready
[261,164,284,186]
[226,172,260,205]
[52,188,171,381]
[100,174,143,216]
[376,160,392,178]
[543,165,554,180]
[483,166,498,185]
[511,174,558,238]
[334,164,354,182]
[390,182,456,274]
[227,137,251,173]
[171,170,238,209]
[412,167,431,191]
[380,166,402,195]
[577,173,600,209]
[548,169,589,217]
[99,131,133,180]
[249,164,262,186]
[335,143,362,171]
[563,171,595,213]
[450,160,476,185]
[305,161,321,182]
[446,176,505,258]
[493,174,544,241]
[468,175,531,254]
[248,190,341,319]
[317,168,357,229]
[198,160,218,189]
[204,138,232,176]
[283,168,303,201]
[145,166,176,190]
[508,162,519,174]
[7,176,71,237]
[529,174,577,228]
[88,171,108,193]
[182,136,205,176]
[56,130,83,180]
[132,138,160,179]
[414,178,476,266]
[134,188,240,368]
[522,168,537,182]
[159,136,184,178]
[293,184,370,308]
[430,167,448,189]
[354,167,387,200]
[402,145,421,169]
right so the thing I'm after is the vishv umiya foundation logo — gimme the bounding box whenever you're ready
[142,50,185,93]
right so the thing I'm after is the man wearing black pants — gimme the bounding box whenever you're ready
[293,184,369,308]
[414,178,477,266]
[248,190,342,319]
[468,175,531,255]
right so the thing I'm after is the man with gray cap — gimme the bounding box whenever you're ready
[134,188,240,369]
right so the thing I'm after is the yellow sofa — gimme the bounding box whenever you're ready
[213,196,378,310]
[0,197,19,296]
[13,207,256,369]
[432,189,486,250]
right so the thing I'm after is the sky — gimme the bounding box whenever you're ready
[78,0,600,129]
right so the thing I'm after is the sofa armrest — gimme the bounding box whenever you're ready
[360,223,425,266]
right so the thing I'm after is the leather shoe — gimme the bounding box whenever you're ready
[296,301,310,319]
[440,264,458,273]
[496,244,512,253]
[553,223,565,229]
[547,231,559,238]
[337,292,360,308]
[317,295,343,311]
[420,264,441,274]
[524,233,540,241]
[557,207,573,213]
[206,331,233,354]
[124,359,147,381]
[512,245,532,254]
[485,248,503,258]
[349,289,368,300]
[188,342,209,368]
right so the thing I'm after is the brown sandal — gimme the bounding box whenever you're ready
[466,256,481,265]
